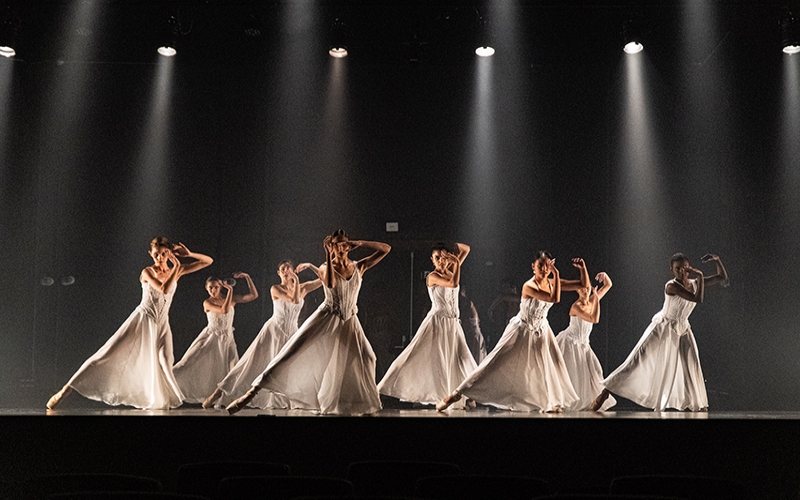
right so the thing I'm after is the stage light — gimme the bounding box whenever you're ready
[157,15,179,57]
[474,12,495,57]
[782,12,800,54]
[328,17,348,58]
[623,19,643,54]
[0,6,20,58]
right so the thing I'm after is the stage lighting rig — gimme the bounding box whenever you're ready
[328,16,349,58]
[622,19,643,54]
[782,11,800,54]
[474,12,494,57]
[0,5,20,58]
[157,15,179,56]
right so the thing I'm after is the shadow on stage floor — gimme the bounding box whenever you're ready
[1,404,799,499]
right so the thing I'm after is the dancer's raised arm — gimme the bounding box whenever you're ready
[353,239,391,275]
[701,254,728,287]
[232,272,259,304]
[172,242,214,276]
[561,257,589,292]
[594,272,613,300]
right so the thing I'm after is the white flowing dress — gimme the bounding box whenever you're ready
[216,299,303,409]
[377,285,477,407]
[601,279,708,411]
[66,281,184,410]
[456,297,578,412]
[173,308,238,404]
[251,264,381,415]
[555,316,616,411]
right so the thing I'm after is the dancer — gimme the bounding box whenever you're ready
[554,260,615,411]
[377,243,477,408]
[202,261,321,409]
[590,253,728,412]
[226,230,391,415]
[437,252,581,413]
[460,285,487,364]
[46,238,213,410]
[173,273,258,404]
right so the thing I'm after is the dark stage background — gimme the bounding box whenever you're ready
[0,0,795,410]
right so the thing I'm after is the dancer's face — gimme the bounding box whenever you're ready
[149,245,172,267]
[671,258,691,280]
[330,235,350,259]
[430,249,448,271]
[206,280,222,297]
[278,263,295,279]
[532,256,550,280]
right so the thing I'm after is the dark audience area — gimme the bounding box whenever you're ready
[1,415,797,499]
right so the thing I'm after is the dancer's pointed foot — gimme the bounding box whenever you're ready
[202,388,223,410]
[436,392,462,412]
[46,386,73,410]
[590,389,610,412]
[226,387,258,415]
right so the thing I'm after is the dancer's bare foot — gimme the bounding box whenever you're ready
[46,386,73,410]
[202,388,223,410]
[590,389,611,412]
[465,398,477,410]
[436,392,462,412]
[546,406,563,413]
[226,387,258,415]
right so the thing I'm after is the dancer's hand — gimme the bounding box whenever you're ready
[688,267,703,278]
[347,240,362,252]
[595,272,609,283]
[571,257,585,269]
[168,251,181,269]
[233,272,249,279]
[296,263,312,273]
[222,281,233,291]
[547,258,558,275]
[323,236,333,253]
[172,242,190,257]
[701,253,720,263]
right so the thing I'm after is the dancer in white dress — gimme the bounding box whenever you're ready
[226,230,391,415]
[46,238,213,410]
[378,242,477,407]
[202,261,321,409]
[590,253,728,412]
[173,273,258,404]
[554,259,615,411]
[437,252,582,413]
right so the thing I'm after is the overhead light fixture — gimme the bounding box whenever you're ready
[474,13,494,57]
[0,5,20,58]
[782,11,800,54]
[328,17,349,58]
[157,14,180,57]
[623,19,643,54]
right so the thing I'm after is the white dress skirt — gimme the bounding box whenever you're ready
[66,281,184,410]
[173,309,238,404]
[216,299,303,409]
[555,316,616,411]
[378,285,477,408]
[456,297,578,412]
[601,279,708,411]
[251,264,381,415]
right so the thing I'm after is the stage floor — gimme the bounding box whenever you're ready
[6,406,800,420]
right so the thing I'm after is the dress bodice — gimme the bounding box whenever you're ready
[428,285,460,319]
[322,262,362,321]
[137,281,175,321]
[516,297,553,335]
[658,279,698,327]
[205,308,235,337]
[560,315,594,345]
[272,298,304,336]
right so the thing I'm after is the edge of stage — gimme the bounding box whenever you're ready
[2,406,800,499]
